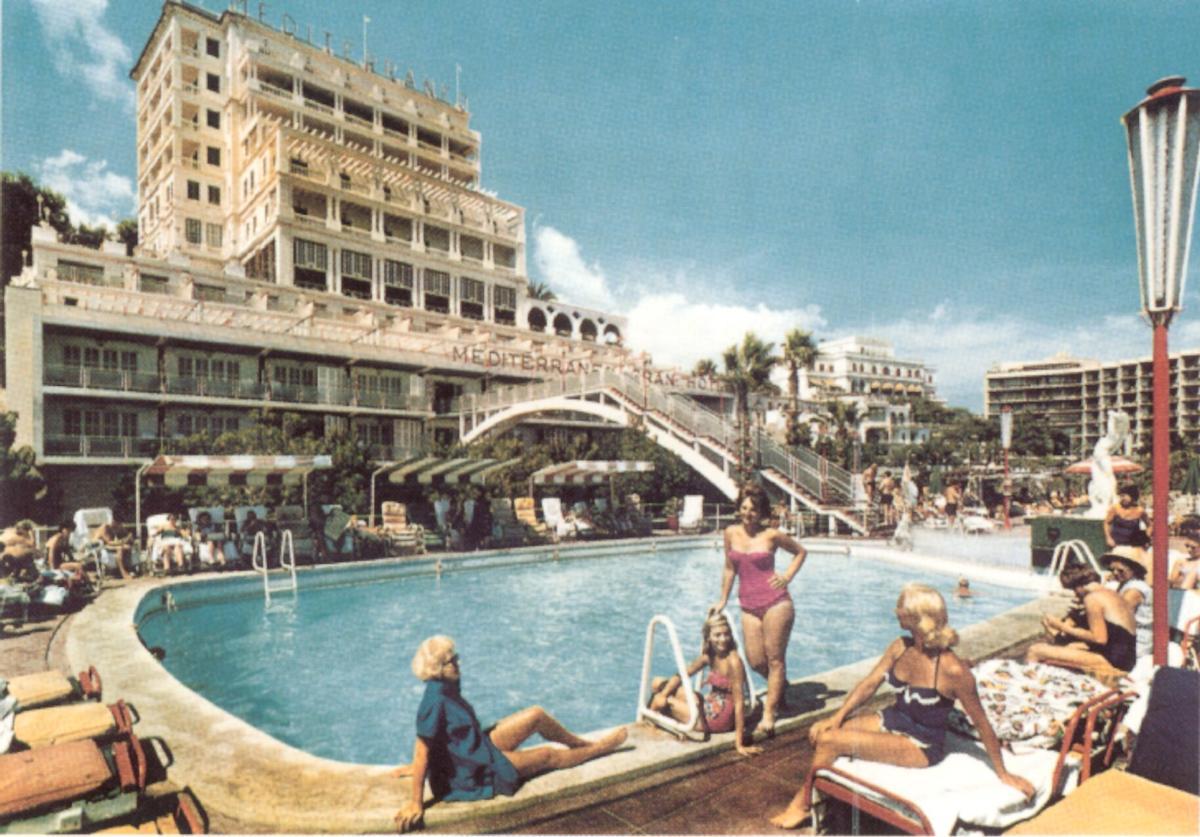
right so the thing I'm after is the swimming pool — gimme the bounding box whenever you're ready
[137,541,1034,765]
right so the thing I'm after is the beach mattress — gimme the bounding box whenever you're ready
[1006,769,1200,835]
[6,668,100,710]
[0,739,111,818]
[14,702,124,749]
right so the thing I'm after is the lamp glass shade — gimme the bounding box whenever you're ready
[1123,85,1200,316]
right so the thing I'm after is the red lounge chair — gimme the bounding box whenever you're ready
[13,700,133,749]
[7,667,102,711]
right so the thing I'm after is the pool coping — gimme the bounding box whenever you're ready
[65,537,1064,834]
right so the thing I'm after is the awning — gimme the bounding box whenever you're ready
[380,455,521,485]
[142,454,332,487]
[531,460,654,485]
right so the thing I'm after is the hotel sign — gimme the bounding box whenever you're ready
[450,345,723,391]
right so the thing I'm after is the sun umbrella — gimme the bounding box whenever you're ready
[1064,456,1143,475]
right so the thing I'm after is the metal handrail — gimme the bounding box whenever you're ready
[636,615,702,739]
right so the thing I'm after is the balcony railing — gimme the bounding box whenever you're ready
[44,435,161,458]
[44,366,162,393]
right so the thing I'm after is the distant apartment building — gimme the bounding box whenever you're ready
[804,336,938,402]
[3,1,631,509]
[984,350,1200,454]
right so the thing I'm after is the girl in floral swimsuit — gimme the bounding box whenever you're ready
[647,611,761,757]
[712,484,809,735]
[770,583,1034,830]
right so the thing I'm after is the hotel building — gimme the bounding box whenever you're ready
[3,1,633,510]
[983,350,1200,455]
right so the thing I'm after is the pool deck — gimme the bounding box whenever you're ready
[31,538,1062,834]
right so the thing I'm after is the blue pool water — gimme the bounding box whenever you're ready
[138,544,1034,765]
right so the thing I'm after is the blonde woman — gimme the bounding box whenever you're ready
[770,584,1033,830]
[393,636,628,833]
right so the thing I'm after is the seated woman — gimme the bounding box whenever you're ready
[393,636,628,833]
[646,610,761,757]
[1026,563,1137,673]
[155,513,189,574]
[770,583,1033,829]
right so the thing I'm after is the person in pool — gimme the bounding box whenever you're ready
[711,483,808,735]
[393,635,628,833]
[770,583,1034,830]
[646,610,762,757]
[1026,563,1137,673]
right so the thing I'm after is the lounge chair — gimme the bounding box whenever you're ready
[270,505,312,562]
[70,508,116,582]
[0,731,149,832]
[144,515,192,575]
[379,502,425,556]
[808,664,1133,835]
[13,700,133,750]
[513,497,549,540]
[1007,666,1199,835]
[678,494,705,534]
[489,499,526,546]
[541,498,576,540]
[571,502,604,538]
[6,668,102,711]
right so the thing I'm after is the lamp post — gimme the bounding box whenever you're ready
[1122,76,1200,666]
[1000,406,1013,531]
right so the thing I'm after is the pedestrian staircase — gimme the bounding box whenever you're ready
[453,368,866,534]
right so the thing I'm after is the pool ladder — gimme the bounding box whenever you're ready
[635,610,758,740]
[1048,539,1103,578]
[252,530,297,605]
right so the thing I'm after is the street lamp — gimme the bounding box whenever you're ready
[1000,406,1013,531]
[1122,75,1200,665]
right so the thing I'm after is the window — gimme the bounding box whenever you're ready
[424,269,451,297]
[64,346,82,367]
[64,409,82,436]
[424,224,450,252]
[83,348,100,368]
[185,218,202,244]
[207,146,220,166]
[294,239,328,270]
[494,244,516,269]
[340,249,372,279]
[460,235,484,261]
[187,180,200,200]
[101,349,119,371]
[140,273,169,294]
[383,260,414,306]
[207,185,220,205]
[195,283,224,301]
[206,223,223,247]
[206,72,220,92]
[206,108,220,129]
[57,260,104,285]
[460,276,485,320]
[206,37,220,57]
[493,286,516,310]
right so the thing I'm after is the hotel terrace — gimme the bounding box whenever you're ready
[2,1,639,511]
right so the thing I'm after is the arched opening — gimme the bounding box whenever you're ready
[602,324,622,345]
[527,307,547,331]
[579,319,597,342]
[552,313,572,338]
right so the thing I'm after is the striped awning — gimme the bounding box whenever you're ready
[143,454,332,488]
[531,460,654,486]
[384,455,522,485]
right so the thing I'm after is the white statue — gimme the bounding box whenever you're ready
[1086,410,1130,518]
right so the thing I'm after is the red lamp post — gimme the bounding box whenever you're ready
[1000,406,1012,531]
[1122,76,1200,666]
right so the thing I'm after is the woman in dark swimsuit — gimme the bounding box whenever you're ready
[712,484,808,735]
[770,583,1033,830]
[1026,563,1138,672]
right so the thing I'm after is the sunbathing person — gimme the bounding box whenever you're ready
[93,520,135,578]
[647,610,761,757]
[155,513,189,573]
[1026,563,1137,672]
[393,635,628,833]
[770,583,1034,830]
[1,520,41,584]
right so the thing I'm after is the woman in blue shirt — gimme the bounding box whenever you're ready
[393,635,628,832]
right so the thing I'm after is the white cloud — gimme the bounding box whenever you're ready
[36,149,135,230]
[31,0,133,109]
[532,226,616,310]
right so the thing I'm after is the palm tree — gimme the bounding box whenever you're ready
[720,332,779,483]
[824,399,863,469]
[782,329,817,448]
[693,358,718,378]
[527,281,557,302]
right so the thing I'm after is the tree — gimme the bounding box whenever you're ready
[527,281,557,301]
[781,329,817,447]
[1,172,72,284]
[0,411,61,525]
[720,332,779,483]
[117,219,139,256]
[693,358,718,378]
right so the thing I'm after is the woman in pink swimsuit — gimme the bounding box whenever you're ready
[646,611,761,756]
[712,484,808,734]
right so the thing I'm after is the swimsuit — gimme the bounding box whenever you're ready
[878,641,954,766]
[1087,620,1137,671]
[728,549,790,619]
[1107,510,1144,546]
[702,670,736,733]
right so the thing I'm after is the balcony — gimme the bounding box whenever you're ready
[44,435,160,459]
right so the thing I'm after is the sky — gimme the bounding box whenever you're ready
[4,0,1200,410]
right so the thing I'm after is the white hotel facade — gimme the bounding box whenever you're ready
[3,1,634,510]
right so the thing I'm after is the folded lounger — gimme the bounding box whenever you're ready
[5,668,102,711]
[13,700,133,750]
[810,678,1132,835]
[0,731,147,833]
[1007,665,1199,835]
[95,788,206,835]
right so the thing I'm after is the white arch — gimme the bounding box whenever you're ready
[461,397,738,499]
